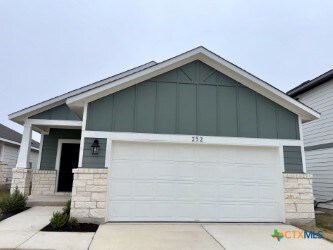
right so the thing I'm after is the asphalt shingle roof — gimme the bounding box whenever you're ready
[0,123,39,148]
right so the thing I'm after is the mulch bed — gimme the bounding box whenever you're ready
[0,207,30,222]
[41,223,99,232]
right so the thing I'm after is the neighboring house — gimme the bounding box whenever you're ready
[8,47,320,226]
[288,69,333,209]
[0,123,39,190]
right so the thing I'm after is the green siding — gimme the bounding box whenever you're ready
[86,60,300,140]
[82,138,106,168]
[30,104,81,121]
[40,129,81,170]
[238,87,258,138]
[284,146,303,173]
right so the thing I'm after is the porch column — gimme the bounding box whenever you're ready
[11,123,33,195]
[16,123,32,168]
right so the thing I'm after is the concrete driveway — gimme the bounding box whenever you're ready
[90,223,333,250]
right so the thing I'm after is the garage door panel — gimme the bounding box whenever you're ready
[194,163,219,181]
[258,185,278,202]
[107,142,283,222]
[177,163,195,180]
[135,162,156,179]
[216,165,237,181]
[108,181,132,198]
[258,204,280,220]
[216,203,240,220]
[238,185,259,201]
[218,184,239,201]
[196,183,218,200]
[155,162,178,180]
[109,161,133,179]
[196,203,217,220]
[176,183,196,199]
[132,182,156,198]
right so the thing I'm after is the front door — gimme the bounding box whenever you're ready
[57,143,80,192]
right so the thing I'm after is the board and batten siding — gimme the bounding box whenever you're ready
[283,146,303,173]
[86,60,300,140]
[40,129,81,170]
[29,104,81,121]
[82,138,106,168]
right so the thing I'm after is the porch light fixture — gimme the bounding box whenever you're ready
[91,139,100,155]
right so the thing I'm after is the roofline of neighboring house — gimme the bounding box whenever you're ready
[8,46,320,123]
[0,137,39,151]
[8,61,157,123]
[287,69,333,97]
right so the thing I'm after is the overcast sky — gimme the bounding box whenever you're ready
[1,0,333,141]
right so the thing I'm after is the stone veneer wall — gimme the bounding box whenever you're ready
[11,168,32,196]
[31,170,57,195]
[0,162,8,190]
[71,168,108,224]
[283,173,315,227]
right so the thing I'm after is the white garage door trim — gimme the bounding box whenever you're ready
[106,141,285,222]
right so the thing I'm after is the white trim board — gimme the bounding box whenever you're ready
[36,134,45,170]
[54,139,80,192]
[82,131,303,148]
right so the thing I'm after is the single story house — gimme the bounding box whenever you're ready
[0,123,39,190]
[8,47,320,226]
[288,69,333,209]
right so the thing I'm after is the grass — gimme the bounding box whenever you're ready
[298,209,333,243]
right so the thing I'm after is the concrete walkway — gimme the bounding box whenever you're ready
[0,206,61,248]
[0,206,94,250]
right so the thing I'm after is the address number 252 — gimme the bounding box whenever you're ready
[192,136,203,142]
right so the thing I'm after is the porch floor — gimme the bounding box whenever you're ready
[27,195,71,207]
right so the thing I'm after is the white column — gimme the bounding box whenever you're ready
[16,123,32,168]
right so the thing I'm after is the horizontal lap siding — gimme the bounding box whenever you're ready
[40,129,81,170]
[1,144,38,183]
[306,148,333,209]
[297,79,333,146]
[86,60,300,140]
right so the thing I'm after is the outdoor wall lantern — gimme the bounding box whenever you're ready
[91,139,100,155]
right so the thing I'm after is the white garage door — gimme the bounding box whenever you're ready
[107,142,284,222]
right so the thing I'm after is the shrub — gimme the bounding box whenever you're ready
[0,187,26,214]
[63,199,71,216]
[68,217,78,228]
[0,208,3,220]
[50,211,69,230]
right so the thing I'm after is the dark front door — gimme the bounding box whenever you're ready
[57,143,80,192]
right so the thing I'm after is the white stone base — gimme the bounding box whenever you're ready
[31,170,57,195]
[0,161,9,190]
[283,173,315,227]
[71,168,108,224]
[11,168,32,196]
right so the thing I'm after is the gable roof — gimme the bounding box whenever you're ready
[9,46,320,124]
[0,123,39,149]
[8,61,157,124]
[287,69,333,97]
